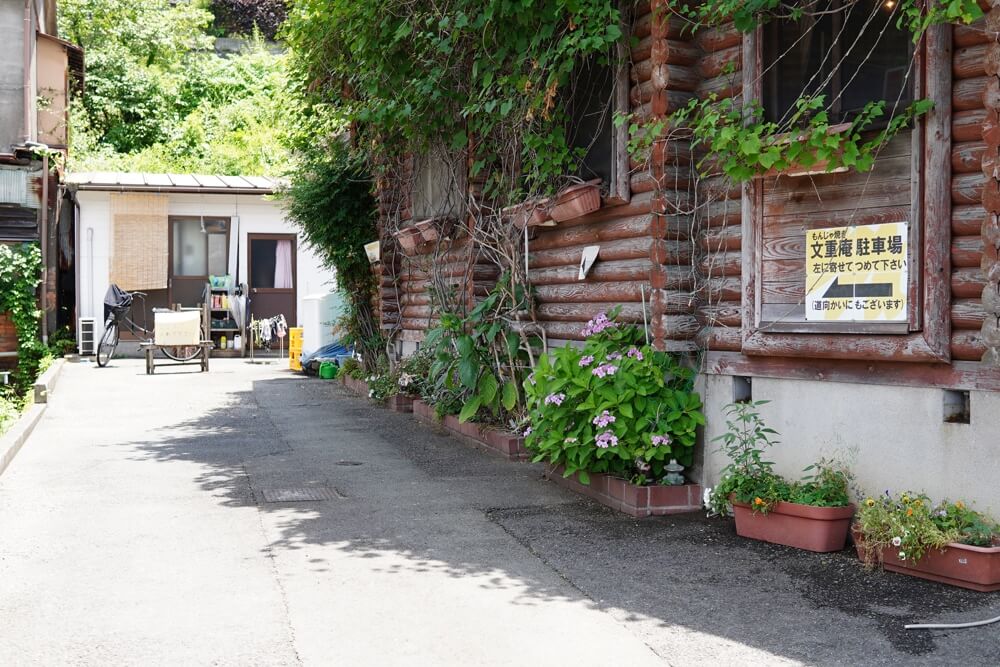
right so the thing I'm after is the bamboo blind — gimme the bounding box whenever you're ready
[109,193,169,290]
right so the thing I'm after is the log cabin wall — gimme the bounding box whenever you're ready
[981,6,1000,365]
[693,21,743,354]
[953,18,988,362]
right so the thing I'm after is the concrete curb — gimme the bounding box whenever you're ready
[33,358,66,404]
[0,403,46,477]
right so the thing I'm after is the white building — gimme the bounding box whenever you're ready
[67,172,335,356]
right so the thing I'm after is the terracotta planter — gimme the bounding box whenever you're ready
[545,465,702,518]
[395,226,422,254]
[413,219,439,243]
[732,499,855,553]
[853,528,1000,592]
[505,199,552,229]
[549,182,601,222]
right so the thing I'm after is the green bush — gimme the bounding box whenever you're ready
[523,311,703,485]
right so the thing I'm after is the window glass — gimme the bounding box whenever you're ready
[173,219,207,276]
[566,51,615,185]
[763,1,912,125]
[251,239,277,288]
[208,233,228,275]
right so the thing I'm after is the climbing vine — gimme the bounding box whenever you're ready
[0,244,45,394]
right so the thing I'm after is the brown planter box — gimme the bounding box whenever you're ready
[341,374,370,397]
[411,400,528,461]
[387,394,415,413]
[733,500,855,553]
[853,529,1000,592]
[544,465,702,518]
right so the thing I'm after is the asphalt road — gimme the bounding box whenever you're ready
[0,358,997,666]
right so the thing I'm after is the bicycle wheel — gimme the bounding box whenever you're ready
[161,345,202,362]
[96,322,119,367]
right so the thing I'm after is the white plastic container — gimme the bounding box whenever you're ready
[301,292,345,357]
[154,311,201,346]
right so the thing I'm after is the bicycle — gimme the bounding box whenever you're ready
[96,284,203,367]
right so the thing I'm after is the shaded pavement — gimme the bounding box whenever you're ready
[0,359,997,666]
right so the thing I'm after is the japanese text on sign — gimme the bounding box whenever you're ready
[805,222,908,322]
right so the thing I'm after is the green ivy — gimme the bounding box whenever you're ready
[0,244,45,394]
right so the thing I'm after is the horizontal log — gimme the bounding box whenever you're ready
[400,317,437,331]
[528,258,654,285]
[651,238,693,265]
[651,63,699,92]
[651,264,697,291]
[699,174,742,199]
[953,298,986,329]
[697,44,741,79]
[695,23,740,53]
[697,301,741,327]
[700,225,742,253]
[954,44,987,80]
[630,139,695,170]
[401,305,433,319]
[952,171,984,205]
[629,167,691,194]
[951,329,985,361]
[952,266,986,298]
[660,314,700,340]
[953,76,987,112]
[953,236,984,267]
[631,36,701,67]
[536,302,648,323]
[633,12,693,40]
[652,288,698,315]
[954,18,988,48]
[534,280,651,304]
[699,276,742,302]
[530,214,654,251]
[953,204,985,236]
[400,292,431,306]
[697,73,742,101]
[700,198,742,228]
[698,325,742,351]
[699,250,741,277]
[953,109,986,143]
[531,191,657,229]
[952,141,986,174]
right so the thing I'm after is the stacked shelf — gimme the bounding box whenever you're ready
[205,284,244,358]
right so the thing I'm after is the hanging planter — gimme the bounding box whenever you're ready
[504,198,552,230]
[549,180,602,222]
[394,226,422,255]
[413,219,440,243]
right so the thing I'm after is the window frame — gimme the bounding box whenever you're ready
[739,24,952,362]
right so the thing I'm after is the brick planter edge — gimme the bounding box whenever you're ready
[544,465,702,517]
[411,399,528,461]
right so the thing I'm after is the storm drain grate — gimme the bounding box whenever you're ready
[260,487,344,503]
[334,460,364,466]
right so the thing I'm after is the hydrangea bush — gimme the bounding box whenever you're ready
[523,312,704,485]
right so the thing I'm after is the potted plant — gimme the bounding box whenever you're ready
[394,226,423,254]
[503,197,553,229]
[522,309,705,516]
[854,492,1000,591]
[413,219,440,243]
[708,401,855,552]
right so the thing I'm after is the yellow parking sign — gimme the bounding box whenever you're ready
[805,222,908,322]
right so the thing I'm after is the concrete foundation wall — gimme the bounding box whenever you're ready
[696,374,999,517]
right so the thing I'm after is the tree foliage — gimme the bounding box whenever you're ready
[60,0,289,175]
[0,244,45,394]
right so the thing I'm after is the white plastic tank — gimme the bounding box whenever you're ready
[300,291,345,357]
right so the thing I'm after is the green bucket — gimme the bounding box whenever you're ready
[319,361,337,380]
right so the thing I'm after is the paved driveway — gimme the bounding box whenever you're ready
[0,359,997,666]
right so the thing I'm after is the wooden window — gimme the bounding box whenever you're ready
[740,23,952,362]
[564,13,630,204]
[411,143,466,220]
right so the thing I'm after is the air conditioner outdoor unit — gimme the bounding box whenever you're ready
[78,317,97,355]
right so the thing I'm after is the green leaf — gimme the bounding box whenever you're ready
[502,381,517,411]
[459,358,479,389]
[458,396,482,423]
[478,372,498,405]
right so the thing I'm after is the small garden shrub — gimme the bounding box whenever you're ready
[523,311,704,485]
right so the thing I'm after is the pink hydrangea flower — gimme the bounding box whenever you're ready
[579,355,595,367]
[591,363,618,378]
[595,430,618,448]
[606,352,622,361]
[626,347,644,361]
[544,392,566,406]
[523,426,532,437]
[581,312,618,337]
[652,434,672,446]
[592,410,616,428]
